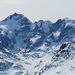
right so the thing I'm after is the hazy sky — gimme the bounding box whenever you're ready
[0,0,75,22]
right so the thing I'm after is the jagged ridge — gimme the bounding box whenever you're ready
[0,13,75,75]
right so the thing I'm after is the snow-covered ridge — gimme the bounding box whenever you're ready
[0,13,75,75]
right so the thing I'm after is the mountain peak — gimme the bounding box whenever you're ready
[3,13,25,22]
[12,12,19,16]
[0,14,75,75]
[2,13,32,27]
[11,12,24,17]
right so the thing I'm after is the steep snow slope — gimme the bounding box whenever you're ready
[0,13,75,75]
[42,42,75,75]
[0,13,33,53]
[1,42,75,75]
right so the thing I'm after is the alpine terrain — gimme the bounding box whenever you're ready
[0,13,75,75]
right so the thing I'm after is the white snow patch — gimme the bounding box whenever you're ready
[53,31,61,37]
[30,35,41,43]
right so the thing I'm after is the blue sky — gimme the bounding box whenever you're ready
[0,0,75,22]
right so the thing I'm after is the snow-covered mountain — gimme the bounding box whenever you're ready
[0,13,75,75]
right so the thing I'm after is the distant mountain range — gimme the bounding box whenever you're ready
[0,13,75,75]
